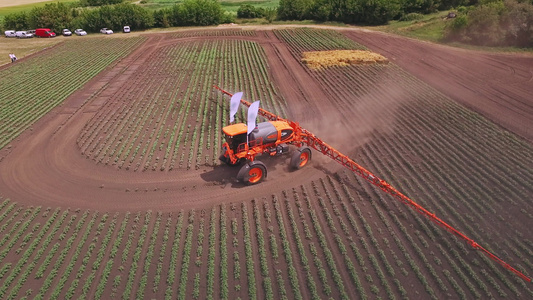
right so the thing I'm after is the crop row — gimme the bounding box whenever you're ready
[1,178,532,300]
[77,39,288,171]
[170,29,257,39]
[273,28,365,54]
[275,28,532,297]
[0,37,146,150]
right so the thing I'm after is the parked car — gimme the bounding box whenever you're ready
[100,28,113,34]
[123,26,130,33]
[35,28,56,38]
[15,31,33,38]
[74,29,87,36]
[27,29,36,35]
[62,29,72,36]
[4,30,16,37]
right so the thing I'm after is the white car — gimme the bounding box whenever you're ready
[74,29,87,36]
[62,29,72,36]
[123,26,130,33]
[4,30,16,37]
[15,31,33,38]
[100,28,113,34]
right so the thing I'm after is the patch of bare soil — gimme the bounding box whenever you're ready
[343,30,533,142]
[0,32,330,212]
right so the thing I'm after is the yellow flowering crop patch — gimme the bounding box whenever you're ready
[302,50,388,69]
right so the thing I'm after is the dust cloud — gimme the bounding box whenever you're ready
[289,75,413,166]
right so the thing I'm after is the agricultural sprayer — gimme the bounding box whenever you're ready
[215,86,531,283]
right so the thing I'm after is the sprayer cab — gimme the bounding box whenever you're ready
[219,120,311,185]
[222,123,248,153]
[221,121,294,159]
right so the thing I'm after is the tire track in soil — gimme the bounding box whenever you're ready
[0,31,337,212]
[0,28,530,213]
[343,30,533,141]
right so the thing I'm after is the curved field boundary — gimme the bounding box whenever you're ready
[77,38,287,172]
[0,28,531,300]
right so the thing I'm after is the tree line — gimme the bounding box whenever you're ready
[3,0,475,33]
[1,0,226,33]
[276,0,479,25]
[2,0,532,47]
[444,0,533,47]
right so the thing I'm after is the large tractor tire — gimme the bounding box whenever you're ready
[237,161,267,185]
[290,146,312,170]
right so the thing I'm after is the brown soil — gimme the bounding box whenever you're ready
[343,29,533,142]
[0,27,531,214]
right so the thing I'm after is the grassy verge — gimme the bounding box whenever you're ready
[138,0,279,13]
[0,37,63,66]
[0,34,141,66]
[368,10,533,53]
[0,0,76,20]
[368,11,449,43]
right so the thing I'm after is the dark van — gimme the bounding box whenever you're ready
[35,28,56,38]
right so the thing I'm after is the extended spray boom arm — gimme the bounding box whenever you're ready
[215,86,531,282]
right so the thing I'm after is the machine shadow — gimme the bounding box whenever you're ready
[199,155,291,188]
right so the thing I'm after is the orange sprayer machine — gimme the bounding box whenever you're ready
[215,86,531,283]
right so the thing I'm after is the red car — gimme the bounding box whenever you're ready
[35,28,56,38]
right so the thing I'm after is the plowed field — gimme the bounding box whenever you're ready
[0,27,531,299]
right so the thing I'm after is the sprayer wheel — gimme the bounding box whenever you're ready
[290,146,312,170]
[237,161,267,185]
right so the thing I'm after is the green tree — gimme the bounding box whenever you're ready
[444,0,533,46]
[73,3,153,32]
[400,0,441,14]
[277,0,312,20]
[237,4,265,18]
[153,8,171,28]
[264,8,277,23]
[109,3,154,30]
[356,0,401,25]
[3,12,30,31]
[463,0,506,45]
[439,0,476,9]
[307,0,332,22]
[502,0,533,46]
[28,3,74,32]
[80,0,124,6]
[169,0,223,26]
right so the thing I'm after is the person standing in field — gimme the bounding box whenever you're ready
[9,53,17,63]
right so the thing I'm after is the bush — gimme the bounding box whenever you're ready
[357,0,402,25]
[237,4,265,18]
[277,0,311,20]
[3,12,30,31]
[399,12,425,21]
[502,0,533,46]
[401,0,440,14]
[445,0,533,46]
[445,13,468,37]
[153,9,171,28]
[220,12,236,24]
[76,3,154,32]
[264,8,277,23]
[168,0,224,26]
[28,3,74,33]
[80,0,124,6]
